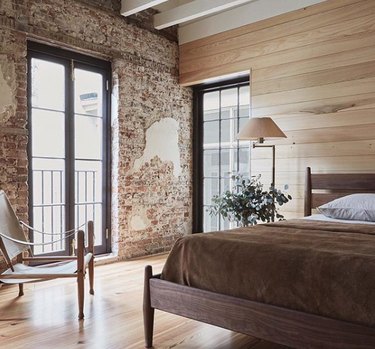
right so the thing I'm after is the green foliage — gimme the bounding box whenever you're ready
[208,175,292,227]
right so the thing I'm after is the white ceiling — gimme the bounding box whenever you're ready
[121,0,326,44]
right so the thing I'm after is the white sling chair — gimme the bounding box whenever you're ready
[0,190,94,320]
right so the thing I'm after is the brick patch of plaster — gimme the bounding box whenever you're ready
[134,118,181,177]
[0,56,16,123]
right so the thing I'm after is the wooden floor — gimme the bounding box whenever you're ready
[0,254,288,349]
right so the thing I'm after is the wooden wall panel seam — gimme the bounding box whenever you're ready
[252,92,375,117]
[273,110,375,132]
[252,61,375,95]
[253,77,375,107]
[252,45,375,82]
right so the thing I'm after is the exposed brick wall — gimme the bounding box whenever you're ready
[0,0,192,262]
[0,26,28,218]
[78,0,121,12]
[113,57,192,258]
[74,1,178,42]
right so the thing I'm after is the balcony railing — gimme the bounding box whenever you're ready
[31,169,100,254]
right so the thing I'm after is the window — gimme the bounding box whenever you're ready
[27,42,111,255]
[193,77,251,233]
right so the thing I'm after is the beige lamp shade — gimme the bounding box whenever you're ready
[237,117,286,141]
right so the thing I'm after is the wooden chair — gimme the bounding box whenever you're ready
[0,190,95,320]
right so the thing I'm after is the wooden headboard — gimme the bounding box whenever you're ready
[304,167,375,216]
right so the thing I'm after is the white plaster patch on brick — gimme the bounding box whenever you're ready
[111,81,119,123]
[130,211,151,231]
[134,117,181,177]
[0,56,16,122]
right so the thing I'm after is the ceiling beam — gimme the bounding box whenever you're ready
[121,0,168,17]
[154,0,254,30]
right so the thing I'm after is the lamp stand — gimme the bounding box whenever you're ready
[253,140,276,222]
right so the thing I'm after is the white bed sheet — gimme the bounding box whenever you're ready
[304,213,375,225]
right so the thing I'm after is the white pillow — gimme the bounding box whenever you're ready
[318,194,375,222]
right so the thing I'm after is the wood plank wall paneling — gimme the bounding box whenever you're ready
[180,0,375,218]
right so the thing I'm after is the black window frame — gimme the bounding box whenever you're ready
[193,76,250,233]
[27,41,112,256]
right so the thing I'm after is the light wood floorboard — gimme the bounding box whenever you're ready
[0,254,287,349]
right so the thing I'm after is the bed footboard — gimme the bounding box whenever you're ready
[143,265,375,349]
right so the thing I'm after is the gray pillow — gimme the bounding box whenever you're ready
[318,194,375,222]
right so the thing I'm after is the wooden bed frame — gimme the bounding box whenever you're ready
[143,167,375,348]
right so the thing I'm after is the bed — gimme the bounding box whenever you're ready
[143,167,375,348]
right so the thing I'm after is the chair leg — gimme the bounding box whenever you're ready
[78,273,84,320]
[144,266,155,348]
[77,230,85,320]
[88,258,94,295]
[18,283,24,297]
[88,221,94,295]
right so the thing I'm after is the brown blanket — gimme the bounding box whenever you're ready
[161,220,375,327]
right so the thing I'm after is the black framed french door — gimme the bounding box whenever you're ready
[27,42,111,256]
[193,76,251,233]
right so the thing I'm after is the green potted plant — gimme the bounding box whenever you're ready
[208,174,292,227]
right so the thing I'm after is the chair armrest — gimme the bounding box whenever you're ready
[0,273,77,279]
[22,256,77,261]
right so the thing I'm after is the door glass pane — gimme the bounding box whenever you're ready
[203,206,219,232]
[32,109,65,158]
[238,117,250,147]
[239,146,250,176]
[220,148,231,178]
[203,178,219,206]
[221,216,231,230]
[221,178,230,194]
[204,150,219,177]
[204,91,219,121]
[221,88,238,118]
[75,114,102,160]
[75,160,102,203]
[31,59,65,111]
[32,158,66,255]
[75,203,103,247]
[204,121,219,145]
[75,69,103,116]
[30,57,66,255]
[239,86,250,117]
[74,68,105,247]
[221,119,232,144]
[75,160,103,247]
